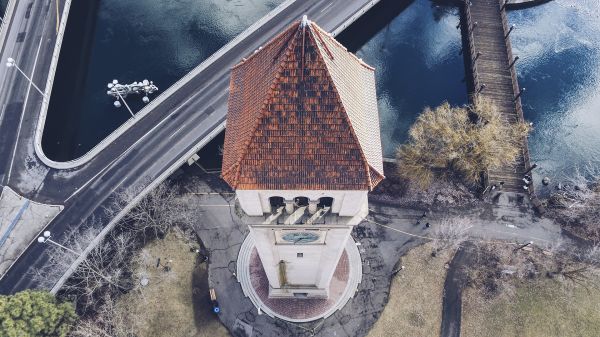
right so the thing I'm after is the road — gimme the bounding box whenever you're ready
[0,0,383,293]
[0,0,64,190]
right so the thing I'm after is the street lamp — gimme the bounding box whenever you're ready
[6,57,48,100]
[107,79,135,118]
[37,231,80,256]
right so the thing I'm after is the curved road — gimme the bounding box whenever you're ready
[0,0,385,293]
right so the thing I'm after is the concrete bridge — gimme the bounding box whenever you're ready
[0,0,387,293]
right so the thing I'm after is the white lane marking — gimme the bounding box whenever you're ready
[169,123,188,140]
[196,205,231,207]
[321,2,334,13]
[54,0,60,34]
[110,175,130,195]
[7,2,49,182]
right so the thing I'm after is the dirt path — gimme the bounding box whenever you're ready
[440,243,475,337]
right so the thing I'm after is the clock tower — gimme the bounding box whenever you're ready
[222,16,384,300]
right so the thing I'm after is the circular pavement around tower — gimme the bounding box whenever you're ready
[236,235,363,323]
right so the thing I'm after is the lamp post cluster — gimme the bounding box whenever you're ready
[106,79,159,118]
[5,57,154,120]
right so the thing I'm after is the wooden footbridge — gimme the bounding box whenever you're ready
[459,0,539,202]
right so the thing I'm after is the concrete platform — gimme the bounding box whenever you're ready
[237,234,362,323]
[0,187,62,277]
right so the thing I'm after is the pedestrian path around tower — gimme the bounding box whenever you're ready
[236,234,363,323]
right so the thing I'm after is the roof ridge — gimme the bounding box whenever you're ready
[368,164,385,185]
[312,23,375,71]
[232,21,300,70]
[225,23,303,188]
[309,28,373,190]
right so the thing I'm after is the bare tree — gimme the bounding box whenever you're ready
[466,239,600,299]
[106,181,202,241]
[547,171,600,241]
[69,293,137,337]
[431,217,473,253]
[30,222,103,290]
[32,228,136,311]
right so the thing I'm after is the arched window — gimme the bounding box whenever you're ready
[269,196,285,212]
[294,197,309,207]
[318,197,333,208]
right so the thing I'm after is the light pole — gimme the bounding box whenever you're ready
[108,80,135,118]
[115,89,135,118]
[6,57,48,100]
[37,231,80,256]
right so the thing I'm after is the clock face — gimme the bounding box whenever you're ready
[281,232,320,244]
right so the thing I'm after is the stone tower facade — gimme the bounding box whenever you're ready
[221,17,383,299]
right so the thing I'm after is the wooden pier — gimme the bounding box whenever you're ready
[459,0,535,196]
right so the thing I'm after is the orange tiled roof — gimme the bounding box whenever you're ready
[221,19,384,191]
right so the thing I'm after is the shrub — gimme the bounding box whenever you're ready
[0,290,77,337]
[396,98,529,187]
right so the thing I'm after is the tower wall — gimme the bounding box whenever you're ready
[249,224,353,298]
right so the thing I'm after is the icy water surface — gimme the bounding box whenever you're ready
[348,0,466,157]
[509,0,600,184]
[43,0,283,161]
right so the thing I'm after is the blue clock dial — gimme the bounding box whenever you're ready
[282,232,319,244]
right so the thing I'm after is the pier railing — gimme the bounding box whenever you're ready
[462,0,481,102]
[499,0,534,193]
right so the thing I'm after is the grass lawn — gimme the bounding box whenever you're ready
[368,243,454,337]
[462,276,600,337]
[116,231,230,337]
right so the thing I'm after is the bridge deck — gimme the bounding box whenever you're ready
[460,0,533,194]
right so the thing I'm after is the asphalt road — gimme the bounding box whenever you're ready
[0,0,381,293]
[0,0,64,188]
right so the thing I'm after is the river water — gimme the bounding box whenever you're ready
[341,0,466,158]
[42,0,283,161]
[0,0,7,16]
[42,0,599,187]
[508,0,600,186]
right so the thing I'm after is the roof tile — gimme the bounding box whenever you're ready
[222,20,384,190]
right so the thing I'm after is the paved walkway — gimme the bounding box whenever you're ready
[0,187,62,277]
[370,191,563,246]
